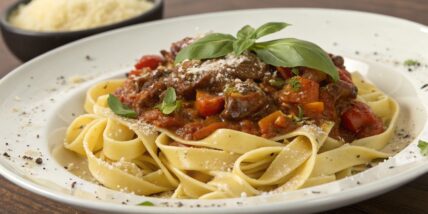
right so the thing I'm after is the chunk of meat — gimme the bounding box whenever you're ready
[195,91,225,117]
[170,37,194,57]
[339,68,353,83]
[322,80,357,102]
[132,81,166,112]
[222,91,269,120]
[332,55,345,68]
[228,53,267,80]
[301,68,327,82]
[141,109,184,128]
[279,77,319,104]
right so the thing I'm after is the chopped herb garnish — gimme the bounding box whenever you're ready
[268,78,286,88]
[156,87,182,115]
[417,140,428,156]
[291,67,300,75]
[404,59,421,67]
[288,77,301,91]
[224,85,239,94]
[293,105,308,122]
[297,105,304,119]
[108,94,138,118]
[138,201,154,206]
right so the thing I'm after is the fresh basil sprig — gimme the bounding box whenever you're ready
[107,94,138,118]
[156,87,182,114]
[418,140,428,156]
[175,22,339,82]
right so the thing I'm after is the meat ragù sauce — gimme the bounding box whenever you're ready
[114,37,384,142]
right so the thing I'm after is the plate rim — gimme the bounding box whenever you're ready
[1,7,428,213]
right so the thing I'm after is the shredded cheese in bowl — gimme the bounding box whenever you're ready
[9,0,154,32]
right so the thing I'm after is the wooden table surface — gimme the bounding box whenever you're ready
[1,0,427,213]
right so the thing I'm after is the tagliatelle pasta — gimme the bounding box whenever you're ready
[63,73,399,198]
[63,26,400,198]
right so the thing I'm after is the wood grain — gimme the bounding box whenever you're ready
[1,0,427,213]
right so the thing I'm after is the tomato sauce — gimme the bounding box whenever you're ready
[114,38,384,142]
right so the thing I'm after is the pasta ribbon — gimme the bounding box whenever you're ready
[63,73,399,198]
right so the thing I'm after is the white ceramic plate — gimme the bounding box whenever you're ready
[1,8,428,213]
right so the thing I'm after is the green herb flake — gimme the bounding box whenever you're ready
[418,140,428,156]
[107,94,137,118]
[268,78,286,88]
[156,87,181,115]
[291,67,300,76]
[292,105,306,122]
[288,77,301,91]
[404,59,421,67]
[137,201,154,206]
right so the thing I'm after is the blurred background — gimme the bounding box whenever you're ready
[1,0,427,76]
[0,0,427,213]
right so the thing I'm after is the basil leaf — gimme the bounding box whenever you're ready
[138,201,154,206]
[175,33,236,63]
[233,38,255,55]
[160,100,182,115]
[157,87,181,115]
[163,87,176,104]
[418,140,428,156]
[252,38,338,81]
[237,25,256,39]
[107,94,137,118]
[254,22,290,39]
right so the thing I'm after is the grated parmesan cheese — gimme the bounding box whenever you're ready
[9,0,153,32]
[186,53,250,75]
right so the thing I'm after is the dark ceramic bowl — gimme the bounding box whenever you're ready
[0,0,163,61]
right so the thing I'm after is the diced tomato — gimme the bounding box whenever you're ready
[192,122,228,140]
[279,77,319,104]
[134,55,163,70]
[358,118,384,139]
[195,91,225,117]
[341,101,383,135]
